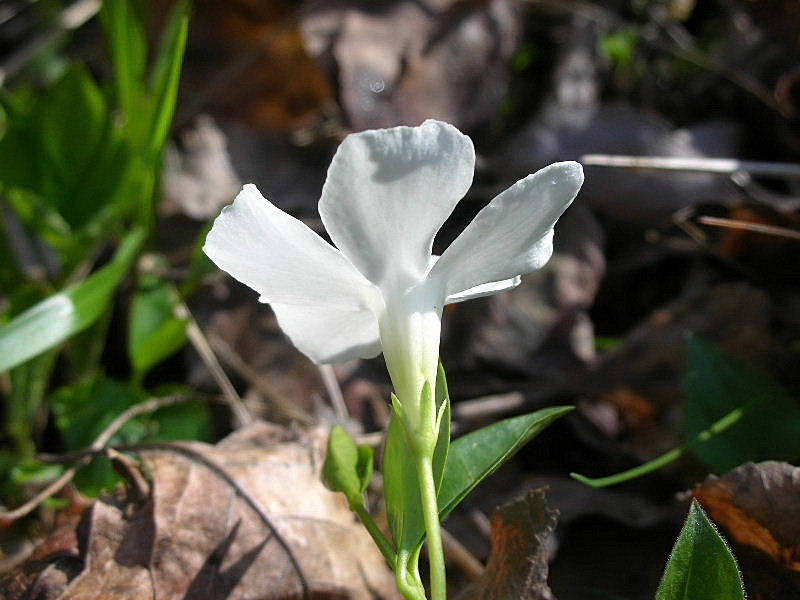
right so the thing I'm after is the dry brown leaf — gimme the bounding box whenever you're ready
[691,461,800,599]
[1,423,399,599]
[458,488,557,600]
[692,461,800,570]
[180,0,334,130]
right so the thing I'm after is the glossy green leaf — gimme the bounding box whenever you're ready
[322,425,374,508]
[436,406,573,522]
[128,263,188,377]
[684,334,800,471]
[0,229,145,373]
[656,500,744,600]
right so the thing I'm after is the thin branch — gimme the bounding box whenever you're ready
[697,216,800,241]
[452,392,526,422]
[0,394,188,524]
[208,333,314,425]
[581,154,800,179]
[441,527,485,582]
[176,302,253,428]
[317,364,348,420]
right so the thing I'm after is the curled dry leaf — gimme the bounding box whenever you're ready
[691,461,800,599]
[1,422,400,600]
[457,488,558,600]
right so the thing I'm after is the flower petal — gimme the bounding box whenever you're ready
[270,302,381,364]
[319,119,475,286]
[431,162,583,297]
[204,185,377,310]
[445,276,521,304]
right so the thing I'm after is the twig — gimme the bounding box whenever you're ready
[0,394,188,524]
[176,302,253,428]
[452,392,526,422]
[697,216,800,241]
[207,333,314,424]
[580,154,800,179]
[317,364,348,420]
[441,527,485,582]
[0,0,101,86]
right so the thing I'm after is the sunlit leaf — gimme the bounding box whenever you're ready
[0,229,145,373]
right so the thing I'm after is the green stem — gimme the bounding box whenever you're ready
[416,454,446,600]
[352,503,397,564]
[395,549,426,600]
[571,405,748,487]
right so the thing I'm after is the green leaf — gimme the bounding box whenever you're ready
[432,362,451,494]
[656,500,744,600]
[145,396,215,443]
[100,0,147,125]
[684,334,800,471]
[322,425,374,508]
[437,406,573,522]
[51,378,148,496]
[146,0,189,158]
[128,260,188,377]
[52,379,212,496]
[0,229,146,373]
[383,396,419,554]
[6,350,58,460]
[0,68,131,233]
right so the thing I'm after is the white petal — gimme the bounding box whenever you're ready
[270,303,381,364]
[431,162,583,298]
[319,119,475,286]
[445,276,521,304]
[204,185,377,310]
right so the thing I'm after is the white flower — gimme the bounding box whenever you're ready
[203,120,583,433]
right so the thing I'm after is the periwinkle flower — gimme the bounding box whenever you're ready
[204,120,583,438]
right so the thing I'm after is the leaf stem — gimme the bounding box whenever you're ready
[571,405,747,487]
[352,503,397,564]
[416,454,446,600]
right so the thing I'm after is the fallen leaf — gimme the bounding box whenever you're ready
[692,462,800,570]
[691,461,800,599]
[1,422,400,599]
[180,0,333,130]
[457,488,557,600]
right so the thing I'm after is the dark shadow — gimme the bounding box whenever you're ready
[182,520,269,600]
